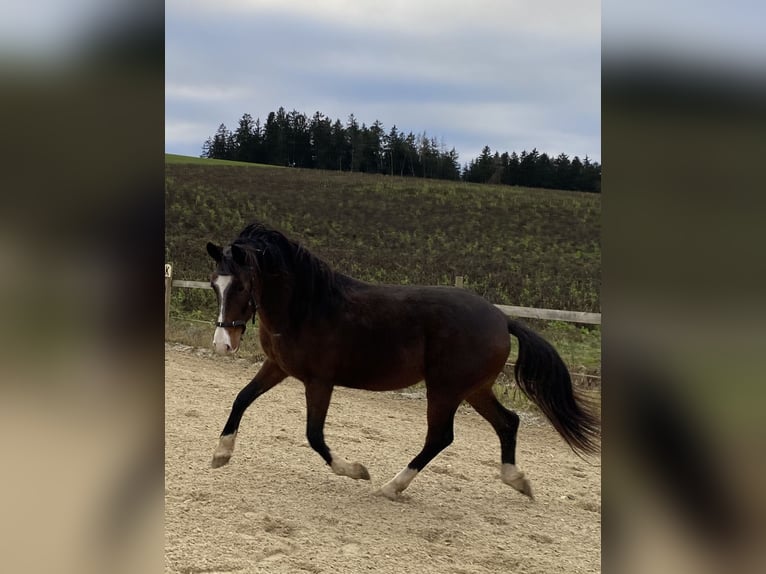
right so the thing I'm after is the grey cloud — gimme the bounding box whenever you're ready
[166,3,600,162]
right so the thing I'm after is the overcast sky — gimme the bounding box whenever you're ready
[4,2,763,169]
[166,0,601,165]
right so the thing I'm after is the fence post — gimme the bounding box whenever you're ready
[455,275,464,288]
[165,264,173,330]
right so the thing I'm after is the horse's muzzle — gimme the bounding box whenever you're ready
[213,342,238,355]
[213,326,240,355]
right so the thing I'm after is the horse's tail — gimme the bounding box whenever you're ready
[507,318,600,456]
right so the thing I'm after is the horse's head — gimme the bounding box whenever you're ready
[206,242,258,355]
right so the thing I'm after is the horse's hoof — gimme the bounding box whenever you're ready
[512,477,534,500]
[374,486,401,501]
[211,454,231,468]
[211,434,236,469]
[354,463,371,481]
[331,459,371,480]
[501,464,535,499]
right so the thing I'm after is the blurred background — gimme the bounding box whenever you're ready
[603,1,766,572]
[0,1,163,573]
[0,1,764,572]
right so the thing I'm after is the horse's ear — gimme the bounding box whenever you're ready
[206,242,223,262]
[231,243,248,266]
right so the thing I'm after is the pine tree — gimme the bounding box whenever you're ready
[287,109,310,167]
[209,123,231,159]
[330,119,347,171]
[553,153,571,189]
[310,111,333,170]
[346,114,364,172]
[233,113,255,162]
[537,152,554,189]
[199,107,599,191]
[364,120,385,174]
[569,156,584,190]
[384,125,403,176]
[201,136,213,158]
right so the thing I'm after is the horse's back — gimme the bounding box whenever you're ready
[343,283,510,385]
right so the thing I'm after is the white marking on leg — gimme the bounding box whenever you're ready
[501,463,534,499]
[211,432,237,468]
[377,466,419,500]
[330,457,370,480]
[212,275,233,354]
[501,463,522,482]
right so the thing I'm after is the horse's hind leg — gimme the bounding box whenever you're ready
[304,382,370,480]
[211,359,287,468]
[466,385,534,498]
[376,394,460,500]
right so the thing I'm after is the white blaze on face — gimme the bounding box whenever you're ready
[212,275,234,354]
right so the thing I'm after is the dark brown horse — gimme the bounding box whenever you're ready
[207,222,599,499]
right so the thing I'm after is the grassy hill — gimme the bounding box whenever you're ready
[166,157,600,306]
[165,156,601,376]
[165,153,281,168]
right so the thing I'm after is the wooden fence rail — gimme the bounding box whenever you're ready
[172,280,211,289]
[165,268,601,327]
[493,305,601,325]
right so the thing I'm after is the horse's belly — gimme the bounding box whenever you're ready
[336,370,423,391]
[333,349,424,391]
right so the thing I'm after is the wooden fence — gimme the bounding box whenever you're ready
[165,268,601,327]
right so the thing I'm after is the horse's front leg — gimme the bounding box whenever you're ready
[305,382,370,480]
[211,359,287,468]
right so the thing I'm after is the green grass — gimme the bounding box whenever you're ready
[166,164,600,311]
[165,159,601,388]
[165,153,278,168]
[535,320,601,374]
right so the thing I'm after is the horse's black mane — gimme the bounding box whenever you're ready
[232,222,352,325]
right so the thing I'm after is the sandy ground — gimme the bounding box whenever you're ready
[165,343,601,574]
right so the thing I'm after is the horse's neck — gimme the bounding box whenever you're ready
[258,277,294,332]
[259,266,341,332]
